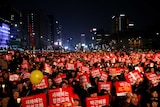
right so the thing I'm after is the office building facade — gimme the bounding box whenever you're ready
[22,10,52,50]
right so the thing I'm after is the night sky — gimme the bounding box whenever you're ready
[8,0,160,46]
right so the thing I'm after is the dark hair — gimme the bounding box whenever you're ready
[88,87,97,95]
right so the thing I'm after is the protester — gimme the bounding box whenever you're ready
[7,89,21,107]
[0,49,160,107]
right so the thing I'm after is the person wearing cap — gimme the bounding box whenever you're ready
[72,94,81,107]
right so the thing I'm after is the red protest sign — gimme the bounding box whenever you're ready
[21,93,47,107]
[60,73,67,79]
[99,71,108,82]
[23,72,30,79]
[145,72,160,87]
[98,82,112,93]
[80,66,90,73]
[135,66,144,73]
[53,76,62,85]
[109,68,122,76]
[32,76,48,90]
[48,87,73,106]
[125,70,143,85]
[44,63,53,74]
[66,63,75,70]
[90,68,101,78]
[79,73,90,83]
[9,74,20,81]
[76,62,83,69]
[115,81,132,96]
[86,95,109,107]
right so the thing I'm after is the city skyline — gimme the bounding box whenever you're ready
[7,0,160,47]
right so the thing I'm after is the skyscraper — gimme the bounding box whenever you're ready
[0,0,23,49]
[48,15,55,48]
[112,14,129,34]
[81,33,86,45]
[22,10,52,50]
[54,20,62,46]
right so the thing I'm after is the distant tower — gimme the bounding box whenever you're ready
[81,33,86,45]
[55,20,62,46]
[23,10,52,50]
[48,15,55,46]
[112,14,129,34]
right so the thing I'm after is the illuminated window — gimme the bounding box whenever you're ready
[11,15,14,21]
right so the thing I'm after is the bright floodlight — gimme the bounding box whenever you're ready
[54,42,58,45]
[14,24,17,27]
[120,14,125,17]
[59,41,62,46]
[82,44,85,46]
[92,28,97,31]
[112,16,115,19]
[64,46,68,49]
[81,34,85,36]
[156,33,159,35]
[129,23,134,27]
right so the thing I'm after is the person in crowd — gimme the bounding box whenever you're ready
[0,49,160,107]
[16,82,28,97]
[99,89,109,96]
[147,90,159,107]
[0,54,8,70]
[7,89,21,107]
[72,94,82,107]
[47,77,54,89]
[60,80,69,88]
[121,92,133,107]
[129,93,142,107]
[75,82,88,107]
[9,50,22,73]
[87,87,98,97]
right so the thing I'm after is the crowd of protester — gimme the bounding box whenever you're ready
[0,49,160,107]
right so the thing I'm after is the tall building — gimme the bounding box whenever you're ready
[81,33,86,45]
[112,14,129,34]
[54,20,63,50]
[0,0,23,49]
[0,1,10,48]
[22,10,52,50]
[94,29,110,50]
[48,15,55,48]
[0,23,10,48]
[9,8,23,49]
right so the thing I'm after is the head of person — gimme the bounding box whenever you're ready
[60,81,68,88]
[88,87,98,97]
[48,77,53,88]
[126,92,133,100]
[72,94,81,106]
[130,93,139,105]
[12,89,20,99]
[17,82,23,91]
[14,51,20,57]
